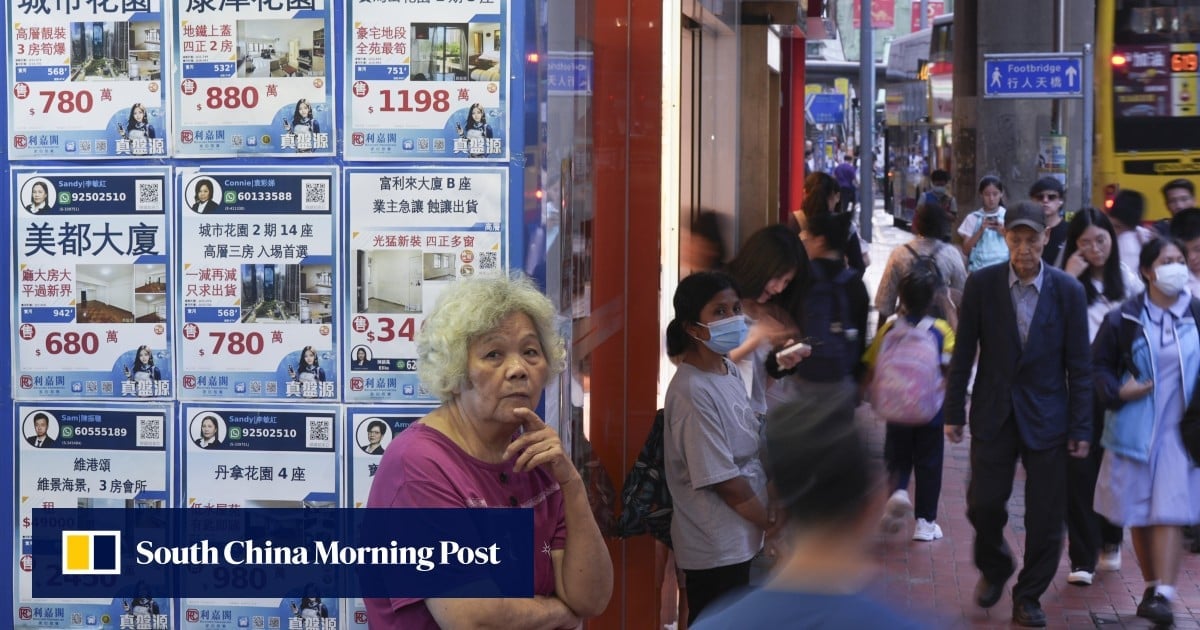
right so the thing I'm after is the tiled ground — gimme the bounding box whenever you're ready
[861,410,1200,629]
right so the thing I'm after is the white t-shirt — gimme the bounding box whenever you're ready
[664,359,766,570]
[1115,227,1154,277]
[1084,264,1144,341]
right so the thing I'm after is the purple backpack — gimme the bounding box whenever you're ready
[870,317,944,425]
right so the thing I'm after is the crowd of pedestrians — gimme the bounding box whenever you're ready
[361,161,1200,629]
[656,170,1200,629]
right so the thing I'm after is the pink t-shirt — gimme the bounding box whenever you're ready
[364,422,567,629]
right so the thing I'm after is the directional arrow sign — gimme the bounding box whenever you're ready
[806,93,846,124]
[983,53,1084,99]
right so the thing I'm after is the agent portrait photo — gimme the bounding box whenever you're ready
[192,414,225,449]
[25,412,58,448]
[22,178,56,214]
[358,418,390,455]
[187,177,221,214]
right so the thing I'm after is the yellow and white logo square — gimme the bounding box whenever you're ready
[61,530,121,575]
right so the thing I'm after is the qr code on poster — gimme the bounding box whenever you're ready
[136,415,164,448]
[300,179,330,211]
[479,251,498,270]
[305,416,333,449]
[135,179,163,211]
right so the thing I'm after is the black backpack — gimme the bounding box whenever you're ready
[903,243,959,329]
[615,409,672,547]
[793,262,860,383]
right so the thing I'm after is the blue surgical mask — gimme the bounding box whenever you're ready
[696,315,748,355]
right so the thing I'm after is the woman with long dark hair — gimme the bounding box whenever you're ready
[1059,208,1143,584]
[800,172,867,271]
[725,225,809,415]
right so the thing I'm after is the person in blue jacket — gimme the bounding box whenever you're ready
[1092,236,1200,628]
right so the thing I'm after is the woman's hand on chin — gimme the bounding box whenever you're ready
[503,408,578,485]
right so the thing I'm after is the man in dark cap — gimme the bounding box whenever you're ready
[945,200,1093,627]
[1029,177,1069,267]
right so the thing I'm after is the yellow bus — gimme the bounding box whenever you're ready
[1096,0,1200,220]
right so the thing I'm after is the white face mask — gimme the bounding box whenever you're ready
[1153,262,1190,296]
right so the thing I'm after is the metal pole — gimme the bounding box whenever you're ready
[919,0,928,30]
[1082,43,1094,209]
[1052,0,1065,133]
[860,0,875,242]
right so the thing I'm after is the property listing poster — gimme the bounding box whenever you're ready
[14,402,171,629]
[173,0,334,156]
[343,168,505,402]
[344,406,425,626]
[12,167,172,400]
[6,0,168,159]
[176,167,337,401]
[344,0,508,160]
[180,403,339,629]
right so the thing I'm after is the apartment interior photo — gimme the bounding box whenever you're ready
[236,18,326,78]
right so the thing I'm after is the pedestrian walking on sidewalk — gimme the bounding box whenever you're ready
[1092,237,1200,628]
[865,264,955,542]
[1060,208,1142,586]
[944,201,1093,628]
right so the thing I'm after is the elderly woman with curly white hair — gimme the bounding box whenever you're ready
[366,273,612,629]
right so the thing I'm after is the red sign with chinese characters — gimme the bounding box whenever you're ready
[854,0,896,29]
[910,0,945,32]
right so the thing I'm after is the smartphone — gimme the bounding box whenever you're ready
[776,341,811,359]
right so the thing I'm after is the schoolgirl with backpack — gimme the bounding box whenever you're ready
[863,265,955,542]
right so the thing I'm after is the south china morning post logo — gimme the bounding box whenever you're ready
[36,508,534,599]
[62,530,121,575]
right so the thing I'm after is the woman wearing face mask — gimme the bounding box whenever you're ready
[664,271,772,624]
[1092,237,1200,627]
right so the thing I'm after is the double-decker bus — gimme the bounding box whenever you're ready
[1096,0,1200,219]
[883,14,953,227]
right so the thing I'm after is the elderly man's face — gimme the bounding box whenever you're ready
[457,312,549,425]
[1006,225,1048,279]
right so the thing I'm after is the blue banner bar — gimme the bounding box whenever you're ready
[14,65,71,81]
[32,508,535,598]
[354,64,410,81]
[184,306,242,324]
[20,307,75,323]
[181,62,238,79]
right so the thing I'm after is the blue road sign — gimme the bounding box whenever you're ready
[984,54,1084,98]
[547,52,593,95]
[806,93,845,124]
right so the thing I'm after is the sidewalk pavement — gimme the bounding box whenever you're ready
[858,409,1200,628]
